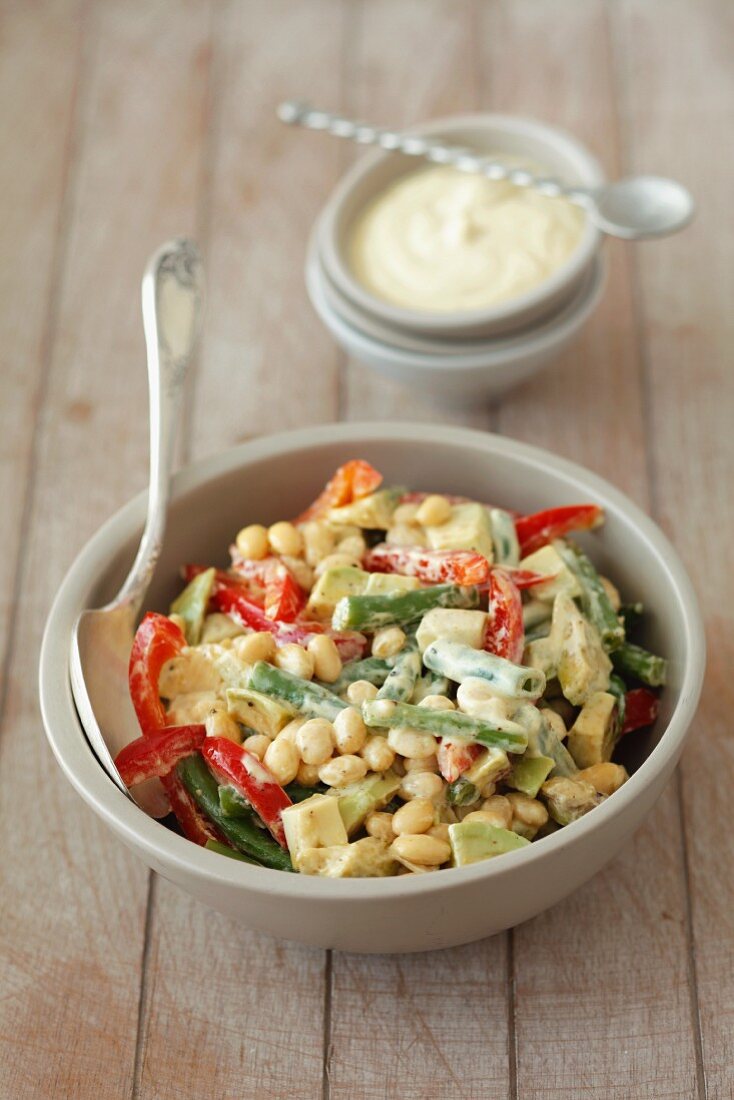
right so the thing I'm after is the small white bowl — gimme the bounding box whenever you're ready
[307,239,606,398]
[318,114,604,339]
[40,423,705,954]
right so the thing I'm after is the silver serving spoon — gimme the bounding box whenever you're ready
[278,100,694,240]
[70,238,204,816]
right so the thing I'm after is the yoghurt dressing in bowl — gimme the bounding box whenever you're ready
[348,162,586,314]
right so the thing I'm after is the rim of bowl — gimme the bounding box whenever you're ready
[318,113,604,335]
[40,422,705,903]
[308,242,606,372]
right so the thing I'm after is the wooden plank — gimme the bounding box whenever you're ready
[0,3,213,1097]
[479,3,700,1096]
[187,0,347,456]
[0,0,82,680]
[610,1,734,1094]
[342,0,489,428]
[331,4,511,1097]
[135,3,346,1096]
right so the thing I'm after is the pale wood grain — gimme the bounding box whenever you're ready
[330,4,511,1096]
[136,3,347,1096]
[0,2,213,1096]
[611,2,734,1095]
[0,0,83,681]
[342,0,490,428]
[187,0,348,457]
[478,2,700,1096]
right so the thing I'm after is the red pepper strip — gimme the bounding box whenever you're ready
[114,724,206,788]
[364,544,490,586]
[212,581,367,660]
[622,689,660,735]
[230,554,306,622]
[129,612,187,737]
[515,504,604,556]
[161,771,225,846]
[293,459,383,524]
[485,569,525,664]
[438,739,482,783]
[201,737,292,847]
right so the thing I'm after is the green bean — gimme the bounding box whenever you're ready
[176,754,293,871]
[556,541,625,652]
[446,776,480,806]
[620,602,644,635]
[608,673,628,737]
[205,839,258,865]
[518,705,578,778]
[361,699,528,754]
[612,641,667,687]
[377,639,421,702]
[422,638,546,699]
[284,781,328,803]
[332,584,479,632]
[248,661,347,721]
[170,566,215,645]
[219,784,249,817]
[489,507,520,566]
[321,655,395,695]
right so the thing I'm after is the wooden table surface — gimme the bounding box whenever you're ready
[1,1,731,1096]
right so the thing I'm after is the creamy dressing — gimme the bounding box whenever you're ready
[348,164,586,313]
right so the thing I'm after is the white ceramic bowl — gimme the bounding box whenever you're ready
[39,423,705,954]
[308,241,606,398]
[318,114,604,339]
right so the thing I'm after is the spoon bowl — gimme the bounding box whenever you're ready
[584,175,695,239]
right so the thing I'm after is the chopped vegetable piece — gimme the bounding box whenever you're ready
[248,661,347,721]
[423,638,545,699]
[612,641,668,687]
[622,687,660,734]
[541,776,604,825]
[332,584,479,633]
[376,639,421,701]
[449,821,530,865]
[515,504,604,556]
[337,771,403,834]
[445,775,480,806]
[489,507,520,567]
[416,609,488,653]
[438,739,481,783]
[201,736,293,846]
[281,794,348,866]
[231,555,306,621]
[171,567,216,645]
[506,755,555,798]
[114,724,206,787]
[219,784,250,817]
[294,459,383,524]
[205,839,259,864]
[364,544,491,586]
[298,837,397,877]
[128,612,186,736]
[361,699,528,754]
[485,569,524,664]
[176,754,293,870]
[161,772,223,846]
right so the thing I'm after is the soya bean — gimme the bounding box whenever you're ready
[391,834,451,866]
[507,791,549,834]
[318,754,367,788]
[418,694,455,711]
[275,643,315,680]
[232,631,276,665]
[315,552,363,578]
[372,626,407,659]
[479,795,513,829]
[277,717,307,743]
[267,521,303,558]
[427,823,450,843]
[392,502,421,527]
[308,634,343,683]
[242,733,271,759]
[578,762,628,795]
[235,524,269,561]
[387,727,438,760]
[263,738,299,784]
[347,679,379,706]
[399,771,444,802]
[360,735,396,773]
[365,811,395,843]
[392,798,435,836]
[403,755,439,774]
[336,534,367,559]
[281,555,314,590]
[415,494,452,527]
[296,761,321,787]
[301,521,336,567]
[296,718,335,766]
[333,707,367,754]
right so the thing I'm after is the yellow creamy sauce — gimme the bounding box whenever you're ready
[348,165,586,313]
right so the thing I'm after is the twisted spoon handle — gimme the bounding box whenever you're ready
[277,100,583,201]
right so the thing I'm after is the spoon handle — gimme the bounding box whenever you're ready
[277,100,583,201]
[115,238,204,612]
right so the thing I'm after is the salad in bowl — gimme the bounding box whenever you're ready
[115,459,666,879]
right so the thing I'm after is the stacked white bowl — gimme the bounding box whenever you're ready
[307,114,607,398]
